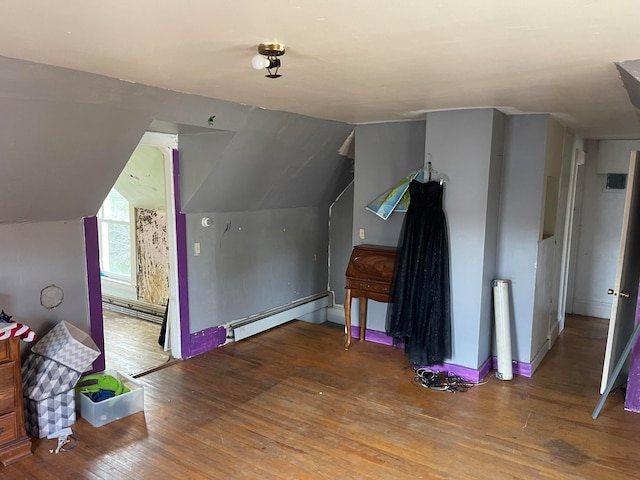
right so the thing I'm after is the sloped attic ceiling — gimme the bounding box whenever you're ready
[0,96,150,223]
[0,56,353,223]
[617,60,640,120]
[179,111,354,213]
[114,145,166,210]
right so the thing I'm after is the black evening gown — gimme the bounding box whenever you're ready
[385,180,451,366]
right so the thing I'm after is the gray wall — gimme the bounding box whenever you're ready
[0,97,151,223]
[353,121,426,248]
[0,55,353,345]
[0,220,90,356]
[478,112,507,366]
[497,115,548,362]
[180,113,353,214]
[425,109,504,369]
[179,131,236,209]
[495,114,573,366]
[329,182,354,306]
[351,111,505,369]
[0,55,353,224]
[351,121,425,331]
[186,207,330,332]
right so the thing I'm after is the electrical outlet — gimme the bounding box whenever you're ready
[359,228,365,240]
[194,242,201,256]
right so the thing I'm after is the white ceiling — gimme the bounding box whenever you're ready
[1,0,639,138]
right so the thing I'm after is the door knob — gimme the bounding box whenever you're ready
[620,291,631,299]
[607,289,615,295]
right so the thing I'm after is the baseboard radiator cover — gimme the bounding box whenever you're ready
[102,294,166,324]
[226,292,330,342]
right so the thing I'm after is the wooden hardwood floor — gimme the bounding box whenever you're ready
[5,314,640,479]
[103,310,173,376]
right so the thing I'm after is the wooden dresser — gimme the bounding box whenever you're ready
[344,244,396,349]
[0,337,32,465]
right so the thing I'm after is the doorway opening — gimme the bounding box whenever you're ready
[96,132,181,376]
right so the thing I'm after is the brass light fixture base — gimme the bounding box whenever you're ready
[258,43,285,57]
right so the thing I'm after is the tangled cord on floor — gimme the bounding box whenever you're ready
[413,367,477,393]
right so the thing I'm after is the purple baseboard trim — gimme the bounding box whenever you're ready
[476,357,493,382]
[624,281,640,412]
[83,217,106,373]
[420,358,493,384]
[189,326,227,357]
[349,326,492,383]
[491,356,533,377]
[350,326,398,346]
[354,327,396,346]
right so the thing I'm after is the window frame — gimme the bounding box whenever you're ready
[97,190,136,286]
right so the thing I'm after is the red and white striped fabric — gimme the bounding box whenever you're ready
[0,322,36,342]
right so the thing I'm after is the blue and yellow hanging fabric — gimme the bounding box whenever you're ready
[366,170,425,220]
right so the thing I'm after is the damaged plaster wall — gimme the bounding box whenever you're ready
[135,208,169,306]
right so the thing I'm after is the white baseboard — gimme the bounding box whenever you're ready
[326,305,345,325]
[299,308,328,324]
[529,339,550,376]
[549,320,560,348]
[572,299,611,319]
[228,293,330,341]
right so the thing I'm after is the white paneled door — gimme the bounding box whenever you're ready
[600,152,640,393]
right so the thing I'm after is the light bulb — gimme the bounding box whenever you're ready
[251,55,270,70]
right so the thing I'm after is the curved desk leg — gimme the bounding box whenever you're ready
[359,297,367,342]
[344,289,352,350]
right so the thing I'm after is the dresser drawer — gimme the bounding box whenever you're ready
[0,412,17,445]
[0,342,8,363]
[0,363,16,414]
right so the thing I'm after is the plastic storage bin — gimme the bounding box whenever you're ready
[77,370,144,427]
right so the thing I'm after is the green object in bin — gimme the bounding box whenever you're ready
[76,374,129,396]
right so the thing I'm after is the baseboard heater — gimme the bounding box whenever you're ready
[227,292,330,342]
[102,294,166,324]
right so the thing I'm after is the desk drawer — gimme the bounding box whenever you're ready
[347,280,390,295]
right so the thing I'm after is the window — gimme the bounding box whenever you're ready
[98,188,134,284]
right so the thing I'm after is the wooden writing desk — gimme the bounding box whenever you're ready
[344,245,396,349]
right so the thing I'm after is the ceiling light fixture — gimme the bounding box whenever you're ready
[251,43,285,79]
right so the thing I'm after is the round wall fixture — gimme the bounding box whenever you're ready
[40,284,64,310]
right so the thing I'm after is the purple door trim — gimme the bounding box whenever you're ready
[83,216,106,373]
[173,148,192,358]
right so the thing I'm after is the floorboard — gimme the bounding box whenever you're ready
[4,314,640,479]
[103,310,172,376]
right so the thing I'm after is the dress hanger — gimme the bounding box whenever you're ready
[424,159,448,185]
